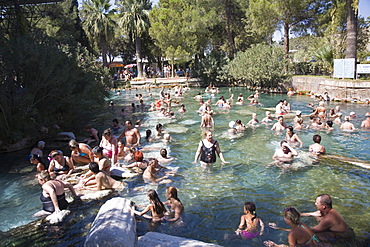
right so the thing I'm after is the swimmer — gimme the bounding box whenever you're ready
[228,121,237,133]
[272,140,298,163]
[235,202,264,240]
[157,148,176,164]
[178,104,186,113]
[301,194,354,244]
[308,134,326,155]
[264,207,319,247]
[340,116,355,131]
[133,189,167,222]
[293,111,304,129]
[271,116,287,131]
[163,187,184,222]
[261,111,273,123]
[235,119,246,131]
[247,113,259,125]
[361,112,370,128]
[285,126,303,148]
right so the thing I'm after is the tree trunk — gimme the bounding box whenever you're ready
[345,0,358,60]
[135,37,144,78]
[101,35,108,67]
[225,0,236,56]
[283,22,289,56]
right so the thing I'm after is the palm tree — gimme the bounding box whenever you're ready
[345,0,358,60]
[81,0,116,66]
[117,0,151,78]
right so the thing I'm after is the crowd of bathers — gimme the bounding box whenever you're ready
[28,85,367,245]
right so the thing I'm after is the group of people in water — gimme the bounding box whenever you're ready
[28,84,366,245]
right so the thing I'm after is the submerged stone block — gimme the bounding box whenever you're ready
[137,232,222,247]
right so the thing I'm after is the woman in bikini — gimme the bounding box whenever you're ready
[69,139,94,165]
[285,126,303,148]
[193,130,229,167]
[99,128,118,164]
[264,207,320,247]
[48,150,74,179]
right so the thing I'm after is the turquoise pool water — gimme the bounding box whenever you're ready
[0,87,369,246]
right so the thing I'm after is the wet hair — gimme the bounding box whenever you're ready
[313,134,321,143]
[156,123,163,131]
[92,146,103,155]
[89,162,99,174]
[287,126,294,134]
[147,189,166,215]
[236,119,242,124]
[318,194,332,208]
[326,120,333,127]
[30,154,45,166]
[145,129,152,139]
[160,148,167,158]
[166,186,181,203]
[283,207,300,225]
[134,151,144,162]
[36,170,50,181]
[69,139,79,149]
[244,202,257,222]
[112,118,119,124]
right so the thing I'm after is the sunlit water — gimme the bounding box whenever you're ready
[0,87,369,246]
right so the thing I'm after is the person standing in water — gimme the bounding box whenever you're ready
[118,120,141,147]
[193,130,229,166]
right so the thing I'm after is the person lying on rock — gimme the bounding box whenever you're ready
[80,162,123,191]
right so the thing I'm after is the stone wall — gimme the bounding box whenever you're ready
[290,76,370,100]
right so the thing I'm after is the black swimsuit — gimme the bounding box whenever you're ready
[52,157,69,174]
[200,140,217,163]
[40,181,69,212]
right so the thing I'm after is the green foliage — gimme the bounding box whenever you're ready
[0,34,109,144]
[196,51,229,87]
[225,44,290,88]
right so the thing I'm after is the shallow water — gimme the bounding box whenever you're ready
[0,87,369,246]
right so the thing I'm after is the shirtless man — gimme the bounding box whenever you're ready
[313,101,327,119]
[361,112,370,128]
[301,194,354,243]
[340,116,355,131]
[271,116,287,131]
[82,162,122,191]
[272,141,298,163]
[118,120,141,147]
